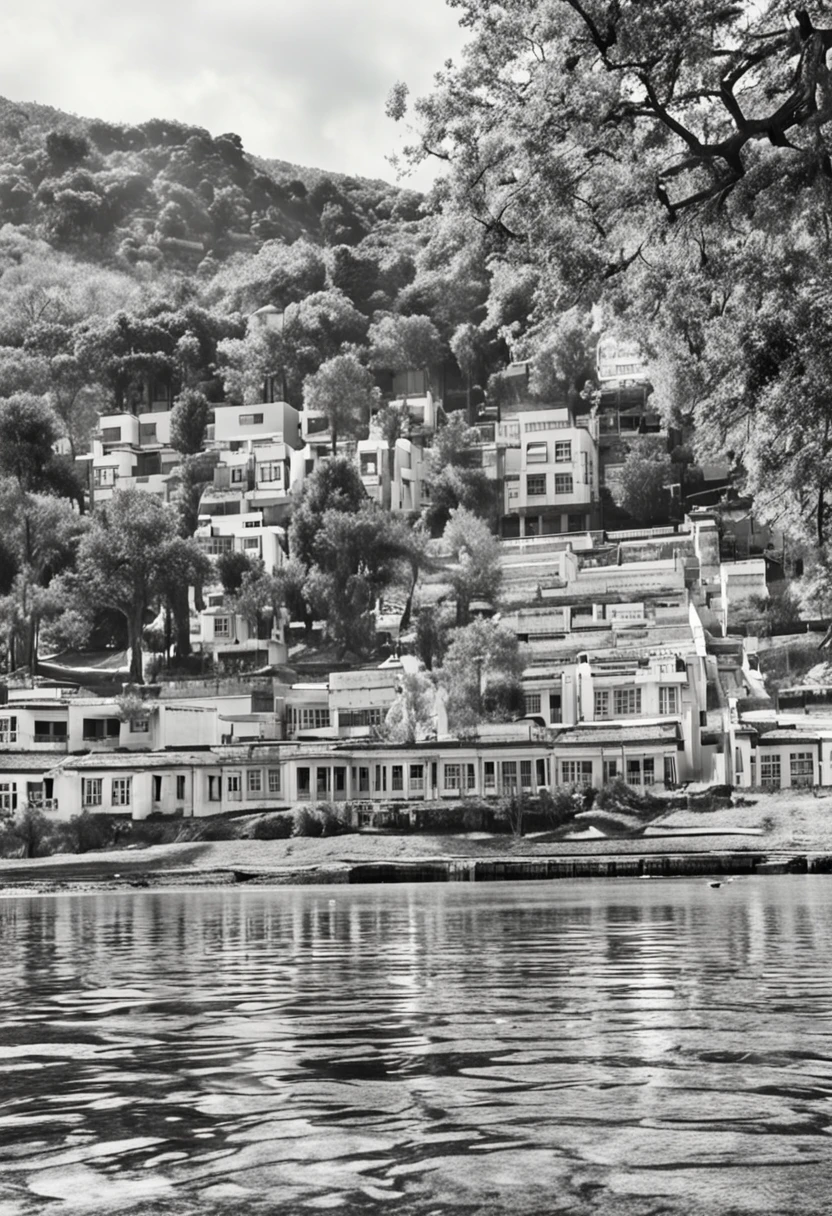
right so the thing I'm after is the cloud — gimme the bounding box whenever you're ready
[0,0,468,187]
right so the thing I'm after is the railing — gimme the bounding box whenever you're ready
[606,525,685,541]
[27,798,58,812]
[33,734,68,743]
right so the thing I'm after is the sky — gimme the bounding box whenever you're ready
[0,0,470,189]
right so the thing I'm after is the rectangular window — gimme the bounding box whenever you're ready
[391,765,403,791]
[526,474,546,496]
[626,759,643,786]
[659,686,679,715]
[358,766,370,793]
[227,772,241,801]
[317,767,331,795]
[214,617,231,639]
[82,778,102,807]
[129,719,149,733]
[176,775,186,801]
[111,778,131,806]
[594,691,610,719]
[258,462,282,484]
[82,718,121,740]
[360,453,378,476]
[293,708,331,731]
[297,767,311,799]
[525,693,541,715]
[152,774,162,802]
[484,761,496,789]
[760,754,781,788]
[239,413,264,426]
[334,767,346,794]
[561,760,593,786]
[409,764,424,792]
[268,768,281,794]
[554,473,573,495]
[501,760,518,791]
[466,763,476,790]
[643,757,655,786]
[208,775,222,801]
[568,513,584,532]
[790,752,814,788]
[100,427,120,443]
[139,422,157,443]
[338,709,382,728]
[93,467,116,487]
[0,782,17,812]
[549,693,562,723]
[613,688,642,716]
[526,441,548,464]
[520,760,533,789]
[231,467,245,483]
[603,759,618,783]
[247,769,262,797]
[664,756,677,786]
[554,441,572,462]
[444,764,461,791]
[0,716,18,744]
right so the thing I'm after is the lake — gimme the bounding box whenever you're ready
[1,878,832,1214]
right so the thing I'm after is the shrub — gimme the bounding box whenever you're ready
[198,818,240,842]
[538,787,583,828]
[494,792,529,837]
[293,805,324,837]
[253,814,293,840]
[65,811,115,853]
[6,808,52,858]
[594,780,668,818]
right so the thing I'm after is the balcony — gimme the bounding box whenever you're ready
[27,798,58,812]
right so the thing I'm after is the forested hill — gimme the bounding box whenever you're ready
[0,95,425,275]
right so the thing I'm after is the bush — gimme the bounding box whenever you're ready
[198,818,240,842]
[65,811,116,853]
[538,787,584,828]
[594,780,669,818]
[253,814,293,840]
[292,803,356,837]
[4,808,52,858]
[293,805,324,837]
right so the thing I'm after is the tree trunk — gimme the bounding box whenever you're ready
[819,484,826,546]
[128,606,145,684]
[173,584,191,660]
[331,424,338,457]
[382,444,393,512]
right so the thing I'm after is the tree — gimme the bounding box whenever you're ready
[437,619,526,737]
[228,564,285,641]
[368,313,442,381]
[0,395,59,491]
[217,550,254,595]
[383,671,437,743]
[615,438,673,526]
[290,456,367,568]
[450,322,484,424]
[375,400,410,511]
[75,490,206,682]
[443,508,502,626]
[423,412,498,533]
[303,354,375,456]
[170,387,209,454]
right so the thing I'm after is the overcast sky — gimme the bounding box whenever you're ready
[0,0,469,188]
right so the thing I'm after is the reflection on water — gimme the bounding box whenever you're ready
[2,879,832,1214]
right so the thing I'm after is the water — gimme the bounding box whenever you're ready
[2,879,832,1215]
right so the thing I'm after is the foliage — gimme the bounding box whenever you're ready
[437,618,526,737]
[217,550,253,595]
[615,438,673,525]
[442,507,502,625]
[302,353,375,454]
[252,814,293,840]
[292,802,355,837]
[368,313,442,373]
[383,671,437,743]
[495,792,528,838]
[170,387,209,454]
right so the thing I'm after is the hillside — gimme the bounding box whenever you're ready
[0,94,426,277]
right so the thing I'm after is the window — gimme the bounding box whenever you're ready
[520,760,533,789]
[93,467,116,488]
[153,775,162,802]
[526,442,548,463]
[524,693,541,715]
[527,474,546,496]
[258,462,282,484]
[0,716,18,743]
[139,422,157,443]
[659,686,679,715]
[409,764,424,792]
[247,769,262,797]
[208,775,222,801]
[391,765,403,791]
[315,767,329,795]
[554,473,573,495]
[82,778,102,807]
[176,775,186,801]
[293,708,331,731]
[603,759,619,783]
[334,767,346,794]
[549,693,562,724]
[111,778,131,806]
[561,760,593,786]
[790,752,814,788]
[501,760,518,791]
[594,691,610,719]
[759,754,781,788]
[83,718,120,740]
[374,765,386,793]
[613,688,642,716]
[360,453,378,476]
[243,537,261,551]
[506,474,520,500]
[33,721,67,742]
[338,708,382,728]
[227,772,242,801]
[444,763,462,791]
[554,441,572,462]
[484,761,496,789]
[100,427,121,443]
[643,758,655,785]
[664,757,677,786]
[231,467,245,483]
[214,617,231,639]
[297,767,311,799]
[568,513,584,532]
[239,413,264,426]
[626,759,643,786]
[0,782,17,812]
[129,719,149,733]
[268,768,281,794]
